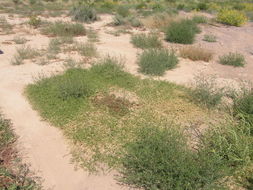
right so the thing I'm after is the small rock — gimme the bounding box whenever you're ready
[0,50,3,54]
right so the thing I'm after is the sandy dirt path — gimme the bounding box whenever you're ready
[0,37,126,190]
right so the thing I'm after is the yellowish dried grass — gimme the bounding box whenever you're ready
[180,46,213,62]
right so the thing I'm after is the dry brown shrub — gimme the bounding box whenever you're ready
[142,13,178,30]
[180,46,213,62]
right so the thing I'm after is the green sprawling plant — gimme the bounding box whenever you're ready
[165,19,200,44]
[234,91,253,131]
[137,48,178,76]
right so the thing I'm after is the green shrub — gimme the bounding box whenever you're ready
[217,9,248,26]
[0,116,14,148]
[56,70,93,100]
[112,14,126,26]
[219,52,246,67]
[234,92,253,130]
[13,36,28,44]
[70,5,98,23]
[11,45,40,65]
[28,15,41,28]
[119,126,227,190]
[116,5,130,17]
[137,49,178,76]
[0,115,38,189]
[192,15,208,23]
[203,34,217,42]
[131,33,162,49]
[165,19,200,44]
[129,18,142,27]
[201,122,252,168]
[42,21,86,36]
[197,2,208,11]
[76,42,98,57]
[190,75,223,108]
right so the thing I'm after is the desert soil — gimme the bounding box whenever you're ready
[0,13,253,190]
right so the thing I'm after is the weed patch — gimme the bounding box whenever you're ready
[70,5,98,23]
[137,49,178,76]
[190,74,224,108]
[131,33,162,49]
[0,114,39,189]
[42,21,86,37]
[119,125,228,190]
[219,52,246,67]
[203,34,217,42]
[13,36,28,44]
[11,45,41,65]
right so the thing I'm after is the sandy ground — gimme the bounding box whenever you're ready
[0,12,253,190]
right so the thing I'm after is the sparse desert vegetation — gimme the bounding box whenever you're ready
[131,33,162,49]
[0,0,253,189]
[219,52,246,67]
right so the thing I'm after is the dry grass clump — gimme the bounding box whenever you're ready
[180,46,213,62]
[11,45,41,65]
[0,16,13,34]
[142,13,177,30]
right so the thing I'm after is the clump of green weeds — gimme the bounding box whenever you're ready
[76,42,98,57]
[28,15,41,28]
[42,21,86,37]
[0,114,40,189]
[189,74,224,108]
[70,5,98,23]
[137,49,178,76]
[119,125,229,190]
[203,34,217,42]
[131,33,162,49]
[11,45,41,65]
[219,52,246,67]
[13,36,28,44]
[165,19,200,44]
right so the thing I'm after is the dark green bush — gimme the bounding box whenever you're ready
[70,5,98,23]
[137,49,178,76]
[119,126,227,190]
[165,19,200,44]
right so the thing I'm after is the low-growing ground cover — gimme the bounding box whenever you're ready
[26,59,253,189]
[26,57,216,171]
